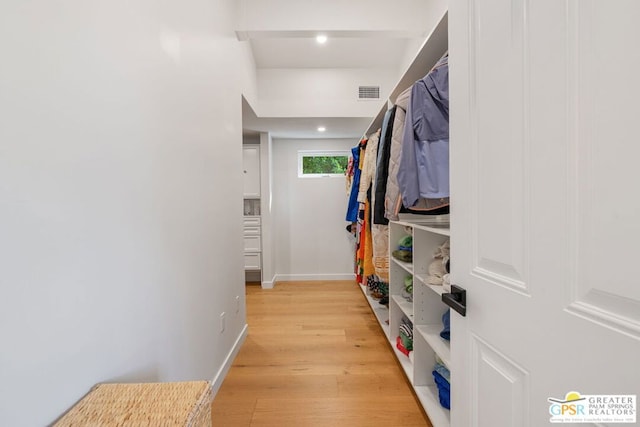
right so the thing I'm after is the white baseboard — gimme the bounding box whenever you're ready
[273,273,355,282]
[261,274,276,289]
[261,281,275,289]
[210,324,248,398]
[262,274,355,288]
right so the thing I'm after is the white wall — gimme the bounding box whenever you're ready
[272,139,356,281]
[240,0,439,32]
[0,1,254,425]
[259,133,277,287]
[257,68,397,118]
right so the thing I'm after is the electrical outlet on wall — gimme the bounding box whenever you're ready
[220,312,225,333]
[235,296,240,313]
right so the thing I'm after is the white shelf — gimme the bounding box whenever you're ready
[429,284,446,296]
[392,344,414,379]
[391,294,414,320]
[396,219,450,237]
[416,324,451,368]
[358,284,390,340]
[391,257,413,274]
[415,385,450,427]
[415,274,447,296]
[412,223,451,237]
[414,273,427,285]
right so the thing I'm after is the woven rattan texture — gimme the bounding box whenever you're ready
[54,381,212,426]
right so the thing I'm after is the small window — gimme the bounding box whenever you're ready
[298,150,349,178]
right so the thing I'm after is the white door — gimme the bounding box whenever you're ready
[243,145,261,197]
[450,1,640,425]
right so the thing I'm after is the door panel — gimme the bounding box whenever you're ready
[451,0,640,425]
[471,335,530,427]
[565,0,640,339]
[243,145,261,197]
[470,0,530,294]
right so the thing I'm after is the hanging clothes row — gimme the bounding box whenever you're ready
[397,52,450,215]
[345,52,450,289]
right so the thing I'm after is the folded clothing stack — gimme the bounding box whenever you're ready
[396,316,413,357]
[392,235,413,262]
[398,235,412,250]
[401,275,413,302]
[396,336,410,357]
[432,358,451,410]
[440,309,450,341]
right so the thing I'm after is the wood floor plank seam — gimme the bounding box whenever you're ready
[211,280,432,427]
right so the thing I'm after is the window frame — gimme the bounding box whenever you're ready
[297,150,350,178]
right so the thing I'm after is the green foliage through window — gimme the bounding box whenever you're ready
[299,152,348,176]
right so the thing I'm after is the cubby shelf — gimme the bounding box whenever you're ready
[358,283,390,340]
[393,345,414,379]
[415,385,450,427]
[416,324,451,368]
[388,217,452,427]
[415,274,447,296]
[392,294,414,320]
[392,257,413,275]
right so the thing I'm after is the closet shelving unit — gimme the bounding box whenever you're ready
[396,218,451,425]
[359,217,451,426]
[355,7,451,427]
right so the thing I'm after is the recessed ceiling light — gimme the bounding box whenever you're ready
[316,35,328,44]
[317,126,326,132]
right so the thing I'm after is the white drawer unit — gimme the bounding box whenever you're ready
[243,235,261,252]
[243,226,260,236]
[243,215,262,271]
[244,253,261,270]
[243,216,261,227]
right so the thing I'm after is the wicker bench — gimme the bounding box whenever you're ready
[54,381,212,426]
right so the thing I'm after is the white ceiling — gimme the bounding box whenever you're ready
[249,36,411,69]
[242,34,417,139]
[239,5,427,139]
[242,97,372,140]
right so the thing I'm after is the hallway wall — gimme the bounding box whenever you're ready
[257,68,397,118]
[0,1,255,425]
[271,138,356,281]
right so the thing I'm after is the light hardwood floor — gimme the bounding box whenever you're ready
[211,280,433,427]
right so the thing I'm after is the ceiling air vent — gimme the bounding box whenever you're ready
[358,86,380,100]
